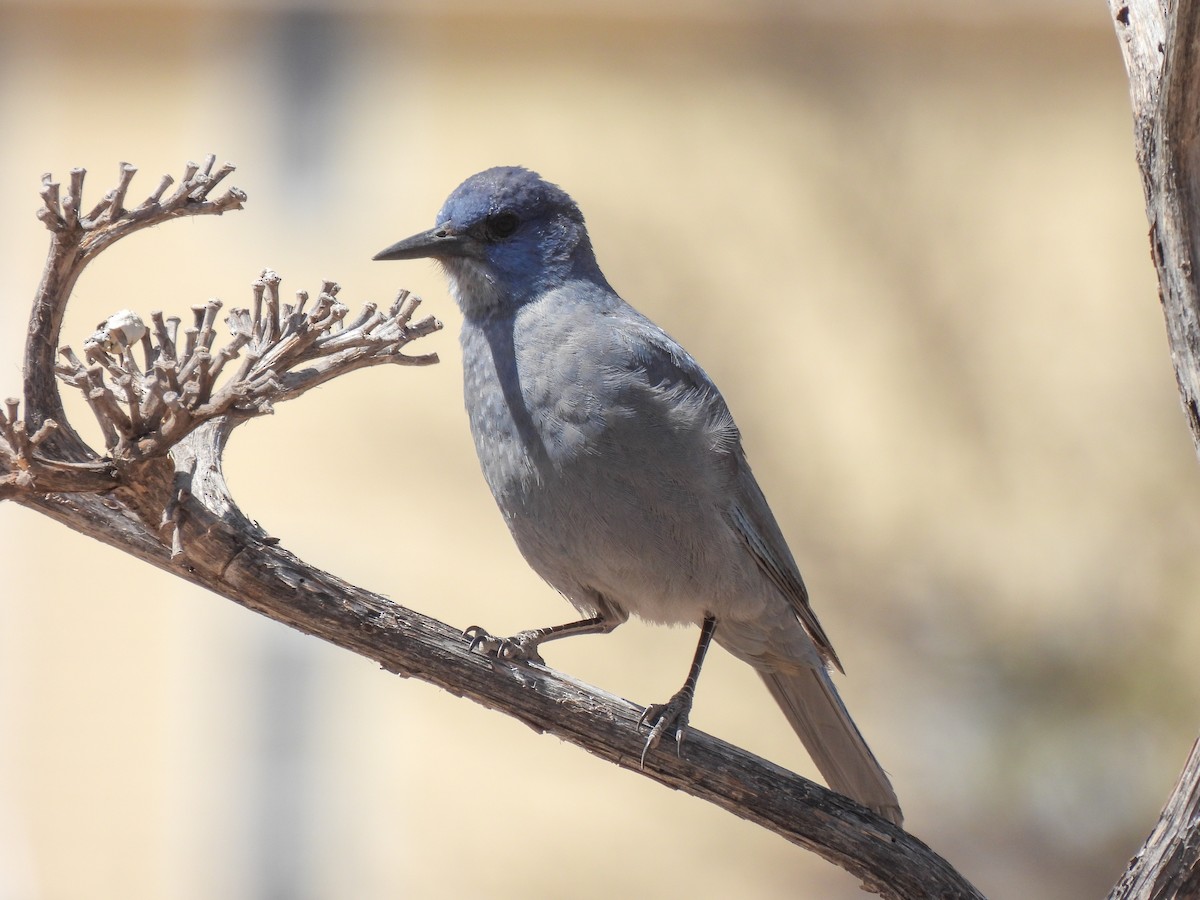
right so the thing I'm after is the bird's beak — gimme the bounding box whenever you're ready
[373,223,470,261]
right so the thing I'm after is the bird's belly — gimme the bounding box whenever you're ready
[497,458,756,627]
[462,308,762,627]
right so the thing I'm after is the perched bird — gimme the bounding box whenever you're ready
[375,167,902,826]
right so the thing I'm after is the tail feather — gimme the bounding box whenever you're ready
[760,668,903,827]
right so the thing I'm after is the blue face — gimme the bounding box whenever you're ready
[434,167,596,310]
[375,167,604,316]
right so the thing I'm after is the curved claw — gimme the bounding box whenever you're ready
[461,626,545,665]
[462,625,497,654]
[638,693,692,768]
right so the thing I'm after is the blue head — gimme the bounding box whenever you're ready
[375,167,606,318]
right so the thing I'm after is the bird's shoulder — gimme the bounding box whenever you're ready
[535,286,741,444]
[522,283,704,381]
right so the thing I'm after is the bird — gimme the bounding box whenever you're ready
[374,166,903,826]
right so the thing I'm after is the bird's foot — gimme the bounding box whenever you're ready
[462,625,546,666]
[638,688,695,768]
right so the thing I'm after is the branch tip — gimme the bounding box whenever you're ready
[147,173,174,206]
[29,420,58,446]
[108,163,137,218]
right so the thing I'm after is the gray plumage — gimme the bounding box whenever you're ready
[375,167,902,826]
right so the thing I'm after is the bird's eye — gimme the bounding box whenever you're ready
[486,211,521,240]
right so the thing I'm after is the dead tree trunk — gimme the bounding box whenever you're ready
[1107,0,1200,893]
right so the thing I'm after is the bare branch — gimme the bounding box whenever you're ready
[14,479,981,900]
[3,156,982,897]
[0,396,116,497]
[1108,737,1200,900]
[24,158,247,456]
[1107,1,1200,896]
[53,276,442,462]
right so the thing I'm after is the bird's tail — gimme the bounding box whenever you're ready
[760,667,903,827]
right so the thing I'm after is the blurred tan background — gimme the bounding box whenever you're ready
[0,1,1191,898]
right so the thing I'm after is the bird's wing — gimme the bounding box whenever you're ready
[612,311,842,671]
[609,312,742,453]
[615,313,725,397]
[727,455,842,672]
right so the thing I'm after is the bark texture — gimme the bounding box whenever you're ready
[1107,2,1200,893]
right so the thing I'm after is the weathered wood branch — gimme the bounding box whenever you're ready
[22,487,978,899]
[1107,1,1200,896]
[26,158,245,459]
[0,158,983,899]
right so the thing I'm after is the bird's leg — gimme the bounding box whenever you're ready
[463,614,621,666]
[639,615,717,767]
